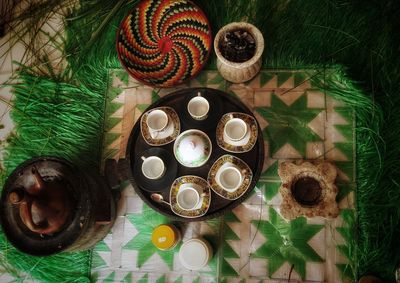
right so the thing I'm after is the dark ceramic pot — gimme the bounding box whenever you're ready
[0,157,117,256]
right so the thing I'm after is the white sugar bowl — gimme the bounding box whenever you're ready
[173,130,212,168]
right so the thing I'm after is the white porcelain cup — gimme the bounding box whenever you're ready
[187,93,209,120]
[147,109,168,132]
[141,156,165,180]
[179,238,213,270]
[177,187,201,210]
[217,166,243,192]
[224,118,248,141]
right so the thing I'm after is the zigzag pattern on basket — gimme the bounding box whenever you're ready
[117,0,212,87]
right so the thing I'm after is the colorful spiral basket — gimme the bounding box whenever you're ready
[117,0,212,88]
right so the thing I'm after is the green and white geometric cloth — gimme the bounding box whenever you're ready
[92,70,355,283]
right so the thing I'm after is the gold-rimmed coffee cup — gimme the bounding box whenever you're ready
[146,109,169,132]
[224,117,248,142]
[216,165,244,192]
[176,187,201,210]
[141,156,165,180]
[187,92,209,121]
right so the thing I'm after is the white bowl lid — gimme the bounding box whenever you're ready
[174,130,211,167]
[179,239,210,270]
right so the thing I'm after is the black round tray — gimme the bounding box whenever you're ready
[124,87,264,221]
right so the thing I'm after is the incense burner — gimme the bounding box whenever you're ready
[278,161,339,220]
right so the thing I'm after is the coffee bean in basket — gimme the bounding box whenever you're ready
[219,29,256,63]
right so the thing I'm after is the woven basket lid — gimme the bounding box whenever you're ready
[117,0,212,88]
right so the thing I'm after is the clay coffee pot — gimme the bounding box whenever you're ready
[0,157,118,256]
[8,166,73,235]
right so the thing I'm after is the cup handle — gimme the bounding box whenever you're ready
[150,130,159,139]
[141,156,146,161]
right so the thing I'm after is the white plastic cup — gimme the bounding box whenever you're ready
[224,118,247,141]
[179,238,213,270]
[187,93,209,120]
[141,156,165,180]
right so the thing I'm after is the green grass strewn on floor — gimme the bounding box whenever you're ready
[0,65,106,282]
[0,1,137,282]
[0,2,129,281]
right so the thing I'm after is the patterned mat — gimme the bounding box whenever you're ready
[92,70,355,283]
